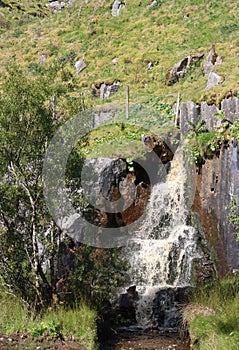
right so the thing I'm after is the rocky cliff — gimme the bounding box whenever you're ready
[180,96,239,276]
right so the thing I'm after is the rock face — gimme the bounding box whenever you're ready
[81,137,174,229]
[165,53,204,85]
[180,96,239,135]
[180,96,239,275]
[193,141,239,275]
[92,81,121,100]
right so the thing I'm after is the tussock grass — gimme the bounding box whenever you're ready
[0,292,98,350]
[183,277,239,349]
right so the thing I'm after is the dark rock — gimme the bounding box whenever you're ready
[141,135,174,163]
[152,287,192,328]
[192,141,239,276]
[117,285,139,324]
[165,53,204,85]
[205,71,223,90]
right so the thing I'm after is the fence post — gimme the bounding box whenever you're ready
[175,92,180,126]
[126,85,129,119]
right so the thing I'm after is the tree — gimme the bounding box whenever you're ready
[0,65,127,314]
[0,65,62,310]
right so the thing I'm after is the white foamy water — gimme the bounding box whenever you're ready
[124,148,201,326]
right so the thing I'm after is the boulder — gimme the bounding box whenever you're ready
[205,71,223,90]
[112,0,125,16]
[75,58,86,75]
[117,285,139,324]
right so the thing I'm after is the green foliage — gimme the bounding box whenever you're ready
[229,197,239,240]
[186,118,229,165]
[230,119,239,141]
[31,320,62,339]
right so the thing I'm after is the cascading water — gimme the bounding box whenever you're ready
[124,147,202,328]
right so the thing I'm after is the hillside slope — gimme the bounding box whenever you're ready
[0,0,239,108]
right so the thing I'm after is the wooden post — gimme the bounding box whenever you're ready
[126,85,129,119]
[81,92,85,111]
[52,95,56,121]
[175,92,180,126]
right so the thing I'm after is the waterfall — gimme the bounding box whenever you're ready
[124,147,201,328]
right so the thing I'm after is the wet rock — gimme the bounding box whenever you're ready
[117,286,139,324]
[192,141,239,275]
[205,71,223,90]
[165,53,204,85]
[152,287,192,328]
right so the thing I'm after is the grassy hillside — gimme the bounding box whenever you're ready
[0,0,239,109]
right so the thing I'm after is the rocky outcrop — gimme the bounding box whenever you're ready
[203,46,223,75]
[92,81,121,100]
[181,96,239,275]
[152,287,192,328]
[192,141,239,276]
[180,96,239,135]
[165,53,204,86]
[46,0,76,13]
[81,137,174,229]
[75,58,86,75]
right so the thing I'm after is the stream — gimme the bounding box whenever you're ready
[101,328,190,350]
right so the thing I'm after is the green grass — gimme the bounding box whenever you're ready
[183,278,239,350]
[0,292,98,350]
[0,0,239,111]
